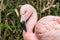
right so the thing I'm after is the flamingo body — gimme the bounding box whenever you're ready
[35,16,60,40]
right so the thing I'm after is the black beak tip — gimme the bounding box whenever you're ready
[20,21,27,32]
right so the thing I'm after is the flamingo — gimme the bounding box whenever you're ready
[20,4,60,40]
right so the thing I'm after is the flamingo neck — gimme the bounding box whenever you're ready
[26,10,38,33]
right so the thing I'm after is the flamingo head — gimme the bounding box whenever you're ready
[20,4,35,32]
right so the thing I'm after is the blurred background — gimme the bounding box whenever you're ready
[0,0,60,40]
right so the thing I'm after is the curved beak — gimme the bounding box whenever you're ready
[20,18,27,32]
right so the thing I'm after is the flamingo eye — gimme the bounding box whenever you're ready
[23,10,27,15]
[25,10,27,13]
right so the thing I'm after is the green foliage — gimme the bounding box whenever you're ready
[0,0,60,40]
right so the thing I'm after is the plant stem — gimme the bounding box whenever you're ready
[47,0,51,15]
[39,0,42,18]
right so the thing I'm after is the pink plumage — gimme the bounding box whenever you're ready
[20,4,60,40]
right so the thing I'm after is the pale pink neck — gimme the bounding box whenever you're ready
[26,9,38,33]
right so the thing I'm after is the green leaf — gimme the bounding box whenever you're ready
[0,23,12,31]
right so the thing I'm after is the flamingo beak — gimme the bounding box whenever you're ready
[20,19,27,32]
